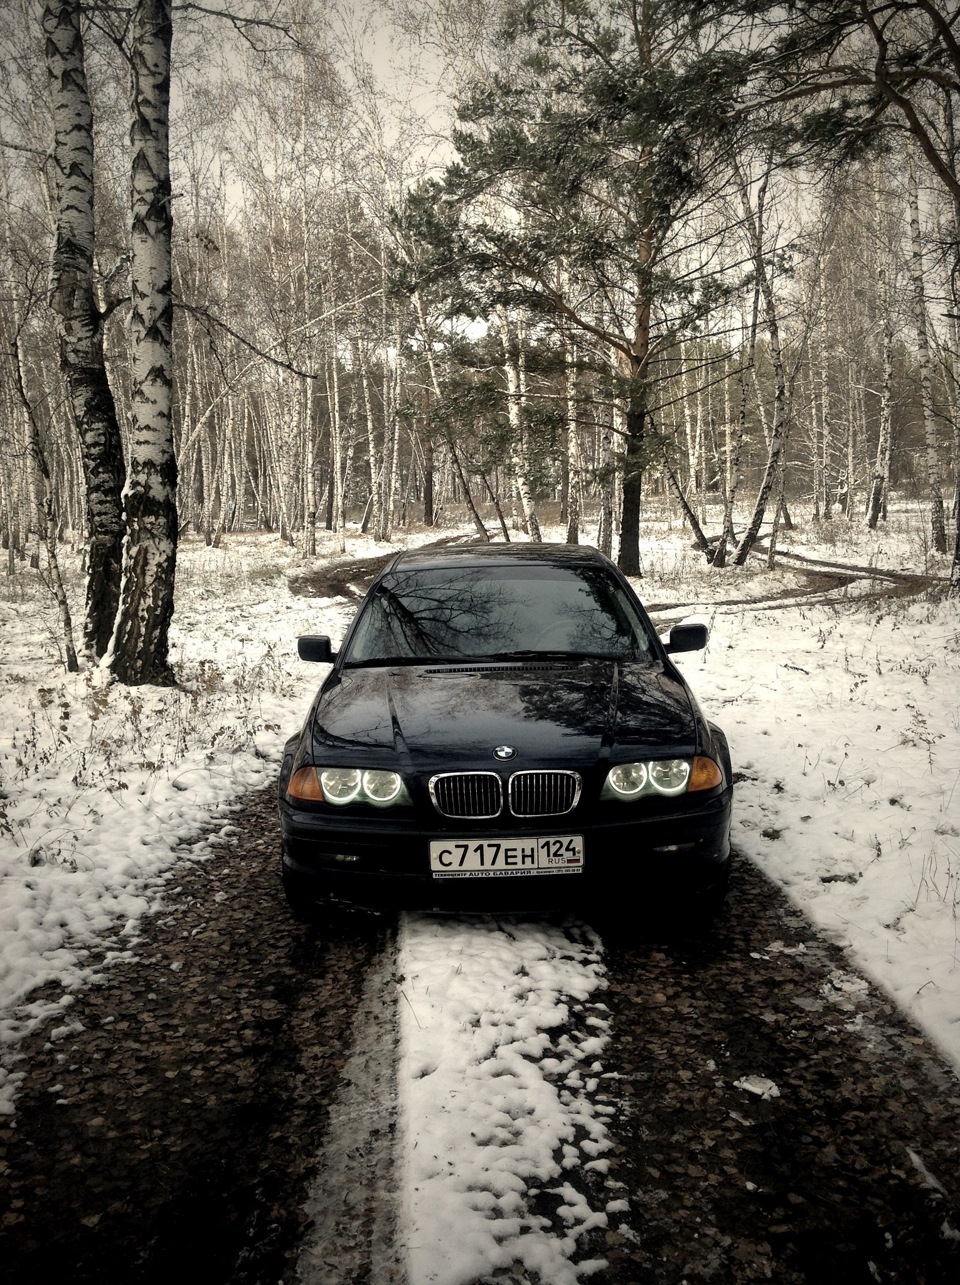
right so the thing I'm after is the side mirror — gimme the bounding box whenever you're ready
[665,623,708,654]
[298,635,336,663]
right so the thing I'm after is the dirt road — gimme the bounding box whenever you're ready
[2,545,958,1283]
[2,780,959,1284]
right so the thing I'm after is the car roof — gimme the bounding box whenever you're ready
[387,542,618,572]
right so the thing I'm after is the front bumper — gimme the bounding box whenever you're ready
[279,792,732,913]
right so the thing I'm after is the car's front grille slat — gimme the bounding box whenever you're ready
[429,772,503,819]
[429,769,581,819]
[509,770,581,817]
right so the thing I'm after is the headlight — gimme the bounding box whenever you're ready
[361,769,404,804]
[606,762,648,796]
[287,766,410,807]
[602,757,721,800]
[320,767,362,803]
[648,759,690,795]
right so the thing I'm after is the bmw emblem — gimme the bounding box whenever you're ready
[493,745,517,761]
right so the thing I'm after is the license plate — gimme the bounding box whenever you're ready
[429,835,584,879]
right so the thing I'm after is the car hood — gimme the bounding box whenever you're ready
[306,660,699,769]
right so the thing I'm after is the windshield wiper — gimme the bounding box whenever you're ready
[480,649,620,662]
[341,655,441,668]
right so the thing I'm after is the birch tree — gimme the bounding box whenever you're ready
[43,0,126,659]
[498,307,541,541]
[106,0,177,684]
[867,168,898,528]
[906,149,948,554]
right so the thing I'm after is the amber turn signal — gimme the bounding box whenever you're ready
[287,766,324,801]
[688,756,723,791]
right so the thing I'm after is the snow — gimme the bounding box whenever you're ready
[398,914,611,1285]
[1,507,958,1279]
[733,1075,782,1100]
[0,535,355,1113]
[678,575,960,1071]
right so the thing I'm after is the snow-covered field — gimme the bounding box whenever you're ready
[1,506,958,1280]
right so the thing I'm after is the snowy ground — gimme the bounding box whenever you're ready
[1,505,957,1281]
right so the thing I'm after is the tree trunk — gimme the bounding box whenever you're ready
[734,165,789,567]
[422,430,434,527]
[357,347,382,541]
[381,388,401,541]
[618,393,645,576]
[499,309,541,542]
[302,410,317,557]
[324,294,346,552]
[665,463,712,558]
[43,0,125,660]
[480,471,511,541]
[907,152,947,554]
[867,196,894,530]
[713,346,746,567]
[107,0,177,686]
[682,359,705,519]
[866,316,893,529]
[448,442,490,541]
[597,400,618,559]
[14,343,79,671]
[565,342,582,544]
[817,258,833,521]
[767,454,787,569]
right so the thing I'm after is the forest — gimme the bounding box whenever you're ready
[1,0,959,685]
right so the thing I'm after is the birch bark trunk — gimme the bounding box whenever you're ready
[712,349,744,568]
[565,342,582,544]
[498,308,541,542]
[43,0,125,660]
[356,346,382,539]
[817,259,833,520]
[107,0,178,685]
[866,319,893,528]
[907,152,948,554]
[13,339,79,670]
[867,182,894,529]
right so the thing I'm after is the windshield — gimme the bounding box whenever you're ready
[343,564,654,664]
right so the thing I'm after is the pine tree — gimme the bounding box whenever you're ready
[397,0,751,573]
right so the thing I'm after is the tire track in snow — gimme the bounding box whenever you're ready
[297,927,404,1284]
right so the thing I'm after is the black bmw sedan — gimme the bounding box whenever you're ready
[279,543,732,918]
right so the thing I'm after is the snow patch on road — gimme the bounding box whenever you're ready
[398,914,612,1285]
[733,1075,782,1100]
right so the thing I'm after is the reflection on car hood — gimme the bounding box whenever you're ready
[308,660,698,767]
